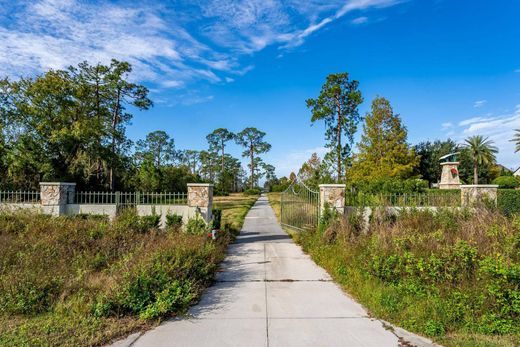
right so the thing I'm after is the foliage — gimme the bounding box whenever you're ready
[414,139,458,184]
[235,127,272,189]
[206,128,235,181]
[211,208,222,230]
[498,189,520,216]
[492,176,520,189]
[463,136,498,184]
[135,131,176,169]
[297,152,334,189]
[306,72,363,181]
[184,214,209,235]
[297,208,520,346]
[350,96,419,182]
[165,212,183,228]
[511,129,520,153]
[243,188,261,195]
[0,194,257,346]
[350,177,428,194]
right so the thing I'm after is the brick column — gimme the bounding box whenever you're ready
[319,184,346,215]
[187,183,213,222]
[461,184,498,207]
[39,182,76,216]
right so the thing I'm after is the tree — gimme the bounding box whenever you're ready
[235,127,271,188]
[350,97,418,182]
[414,139,458,184]
[306,72,363,182]
[206,128,235,177]
[297,153,333,189]
[463,135,498,184]
[179,150,200,174]
[135,131,176,169]
[512,129,520,153]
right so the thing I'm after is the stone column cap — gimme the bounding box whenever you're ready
[319,184,346,188]
[440,162,460,165]
[187,183,214,187]
[39,182,77,186]
[461,184,499,188]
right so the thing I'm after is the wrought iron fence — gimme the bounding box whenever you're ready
[0,191,41,203]
[346,192,461,207]
[74,192,188,205]
[281,181,319,232]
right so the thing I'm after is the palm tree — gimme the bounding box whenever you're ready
[463,135,498,184]
[511,129,520,153]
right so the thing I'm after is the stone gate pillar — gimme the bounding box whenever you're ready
[319,184,346,215]
[461,185,498,207]
[439,162,461,189]
[39,182,76,216]
[187,183,213,222]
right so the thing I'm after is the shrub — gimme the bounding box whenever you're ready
[140,215,161,230]
[270,184,290,192]
[211,208,222,230]
[243,188,261,196]
[493,176,520,189]
[185,215,208,235]
[166,212,183,228]
[498,189,520,216]
[351,178,428,194]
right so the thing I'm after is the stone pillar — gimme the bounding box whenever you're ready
[187,183,213,222]
[319,184,346,215]
[439,162,461,189]
[461,185,498,207]
[39,182,76,216]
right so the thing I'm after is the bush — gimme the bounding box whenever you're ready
[493,176,520,189]
[243,188,261,196]
[185,215,208,235]
[297,208,520,341]
[165,212,183,228]
[498,189,520,216]
[270,184,290,192]
[351,178,428,194]
[211,208,222,230]
[140,215,161,230]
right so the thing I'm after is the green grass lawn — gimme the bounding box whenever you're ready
[0,193,258,347]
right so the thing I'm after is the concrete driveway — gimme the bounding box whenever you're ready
[112,195,436,347]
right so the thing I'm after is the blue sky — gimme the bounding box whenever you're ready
[1,0,520,176]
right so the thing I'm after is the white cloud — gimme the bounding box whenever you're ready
[352,16,369,24]
[441,122,453,129]
[0,0,405,88]
[473,99,487,108]
[452,105,520,168]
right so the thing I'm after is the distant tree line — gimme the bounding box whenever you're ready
[0,60,274,193]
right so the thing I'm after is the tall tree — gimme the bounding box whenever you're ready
[350,97,418,182]
[306,72,363,182]
[235,127,271,189]
[179,150,200,174]
[512,129,520,153]
[463,135,498,184]
[135,131,176,169]
[105,60,152,191]
[206,128,235,177]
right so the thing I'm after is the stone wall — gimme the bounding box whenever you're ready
[461,185,498,207]
[319,184,346,214]
[439,162,461,190]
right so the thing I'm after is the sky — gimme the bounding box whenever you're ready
[1,0,520,176]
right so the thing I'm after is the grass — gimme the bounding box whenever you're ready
[295,207,520,347]
[0,193,258,347]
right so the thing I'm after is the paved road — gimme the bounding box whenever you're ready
[112,195,434,347]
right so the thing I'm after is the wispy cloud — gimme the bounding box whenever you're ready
[0,0,405,87]
[473,99,487,108]
[441,122,453,129]
[450,104,520,168]
[352,16,369,24]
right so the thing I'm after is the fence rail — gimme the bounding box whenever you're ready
[74,192,188,205]
[0,191,41,203]
[346,192,461,207]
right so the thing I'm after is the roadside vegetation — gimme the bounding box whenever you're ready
[294,206,520,347]
[0,193,258,346]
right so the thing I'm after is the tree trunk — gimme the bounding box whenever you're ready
[109,89,121,192]
[336,97,342,182]
[221,142,225,176]
[250,142,254,189]
[473,161,478,184]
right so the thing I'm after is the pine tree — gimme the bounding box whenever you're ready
[350,96,418,182]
